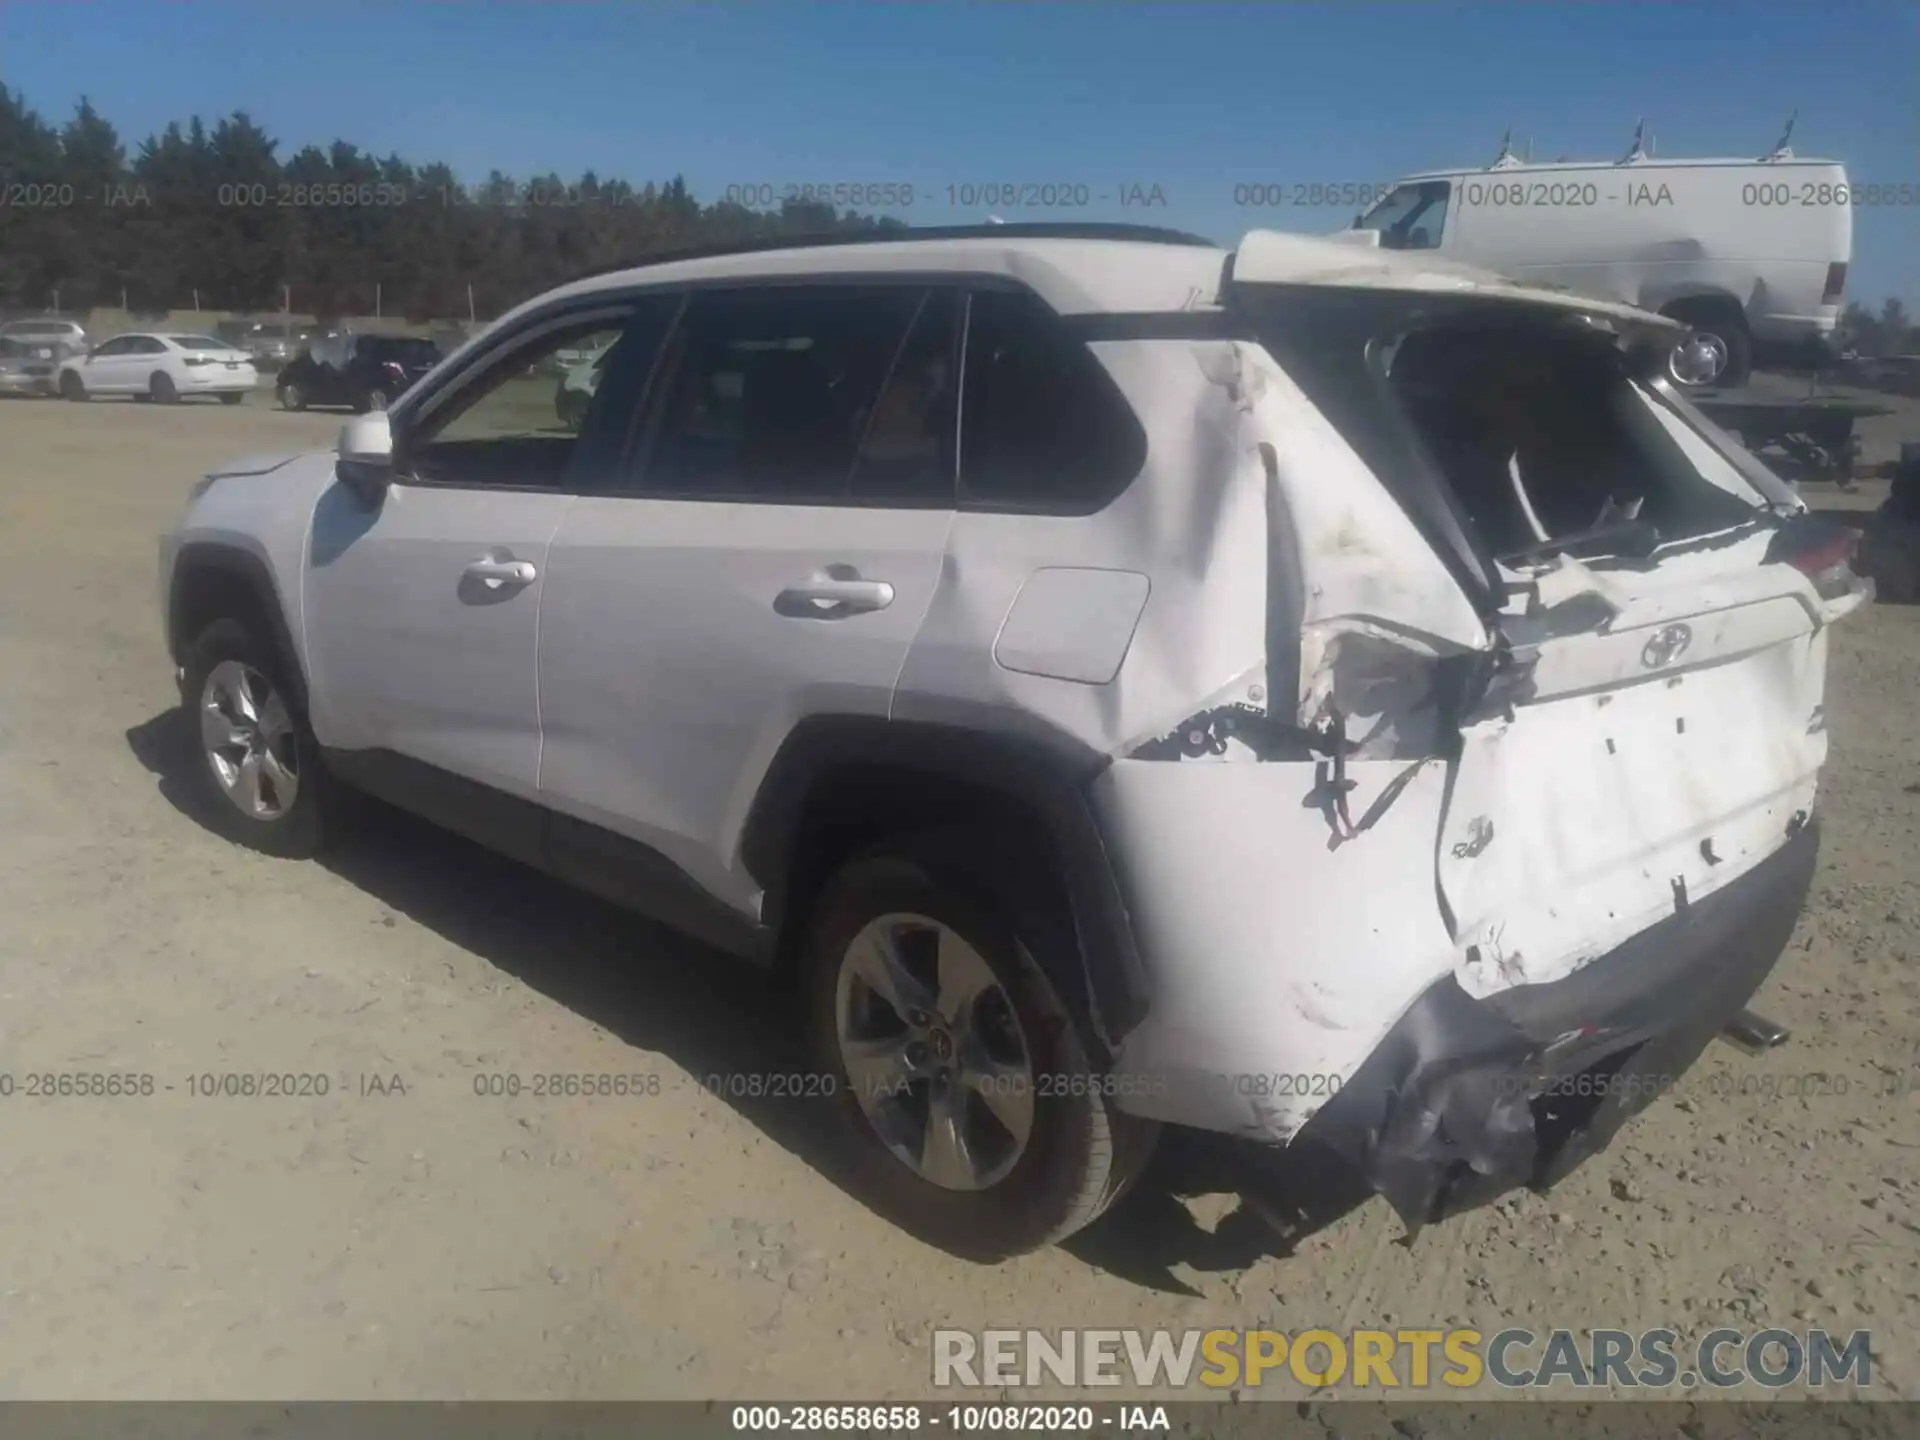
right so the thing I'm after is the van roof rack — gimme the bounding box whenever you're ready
[576,222,1219,282]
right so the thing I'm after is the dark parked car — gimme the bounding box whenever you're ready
[276,333,442,413]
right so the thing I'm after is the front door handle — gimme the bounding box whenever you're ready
[464,556,538,587]
[774,570,895,619]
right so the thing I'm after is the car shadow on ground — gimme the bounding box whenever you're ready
[126,705,1374,1293]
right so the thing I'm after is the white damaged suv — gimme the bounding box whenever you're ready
[159,224,1869,1259]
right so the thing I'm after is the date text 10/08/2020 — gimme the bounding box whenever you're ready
[729,1404,1173,1432]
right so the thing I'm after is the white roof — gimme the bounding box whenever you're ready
[499,226,1678,333]
[532,235,1230,319]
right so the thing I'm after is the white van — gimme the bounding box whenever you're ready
[1353,137,1852,388]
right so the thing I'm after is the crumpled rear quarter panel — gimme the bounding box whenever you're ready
[1092,754,1461,1141]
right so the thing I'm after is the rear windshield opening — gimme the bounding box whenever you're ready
[1247,290,1763,574]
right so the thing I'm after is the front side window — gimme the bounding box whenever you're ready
[958,288,1146,511]
[402,303,670,491]
[640,285,935,502]
[1357,181,1452,251]
[92,337,136,358]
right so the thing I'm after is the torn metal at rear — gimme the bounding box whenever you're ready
[1092,293,1849,1225]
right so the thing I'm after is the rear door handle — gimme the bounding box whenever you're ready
[774,572,895,618]
[464,556,538,587]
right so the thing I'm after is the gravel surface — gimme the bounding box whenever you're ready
[0,392,1915,1402]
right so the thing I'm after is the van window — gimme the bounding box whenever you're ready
[958,288,1146,512]
[1358,181,1452,251]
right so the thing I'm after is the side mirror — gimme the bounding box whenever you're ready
[336,411,394,506]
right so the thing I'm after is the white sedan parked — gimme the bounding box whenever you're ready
[57,333,259,404]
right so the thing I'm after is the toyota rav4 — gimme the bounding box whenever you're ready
[158,223,1869,1260]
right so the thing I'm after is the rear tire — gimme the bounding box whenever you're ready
[279,381,306,411]
[802,831,1156,1260]
[1664,307,1752,389]
[59,371,88,402]
[180,618,331,859]
[150,371,178,404]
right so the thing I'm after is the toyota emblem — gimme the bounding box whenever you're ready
[1640,623,1693,669]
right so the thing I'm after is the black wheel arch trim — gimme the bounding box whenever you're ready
[741,716,1151,1049]
[168,542,309,713]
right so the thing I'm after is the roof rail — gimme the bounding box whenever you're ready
[573,221,1219,283]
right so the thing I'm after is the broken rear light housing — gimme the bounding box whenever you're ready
[1765,515,1863,600]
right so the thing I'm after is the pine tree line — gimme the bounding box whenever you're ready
[0,85,907,320]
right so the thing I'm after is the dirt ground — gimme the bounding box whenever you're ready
[1,388,1917,1404]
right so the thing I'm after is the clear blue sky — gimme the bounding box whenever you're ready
[3,0,1915,304]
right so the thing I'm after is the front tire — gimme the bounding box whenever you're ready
[59,371,88,402]
[803,833,1155,1260]
[279,381,306,411]
[181,618,330,858]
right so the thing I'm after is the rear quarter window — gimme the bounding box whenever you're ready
[958,288,1146,513]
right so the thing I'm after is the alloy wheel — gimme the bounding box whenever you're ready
[199,659,300,821]
[835,913,1035,1191]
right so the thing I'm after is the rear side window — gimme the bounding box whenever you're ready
[640,286,933,503]
[958,288,1145,512]
[849,289,961,503]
